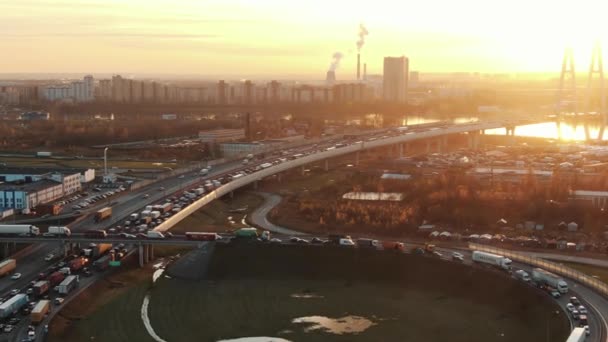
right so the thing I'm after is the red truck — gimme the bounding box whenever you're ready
[185,232,221,241]
[68,257,86,272]
[32,281,50,297]
[48,271,65,286]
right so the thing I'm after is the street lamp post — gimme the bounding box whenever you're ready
[103,147,109,176]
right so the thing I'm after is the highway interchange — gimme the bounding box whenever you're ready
[0,120,605,341]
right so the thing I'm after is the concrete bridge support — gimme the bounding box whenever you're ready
[426,140,431,153]
[253,180,258,190]
[324,159,329,171]
[355,151,360,166]
[399,143,404,158]
[138,244,144,268]
[468,132,480,150]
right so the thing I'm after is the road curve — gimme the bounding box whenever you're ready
[247,192,306,236]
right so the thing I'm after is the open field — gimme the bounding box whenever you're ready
[170,191,264,234]
[50,244,568,342]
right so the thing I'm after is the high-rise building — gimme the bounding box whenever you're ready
[383,56,409,102]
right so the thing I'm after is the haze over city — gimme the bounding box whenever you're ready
[2,0,608,78]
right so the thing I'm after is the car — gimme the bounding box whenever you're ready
[27,330,35,341]
[578,305,588,314]
[54,297,64,305]
[83,270,93,277]
[10,273,21,280]
[26,288,33,295]
[27,325,34,331]
[571,309,580,320]
[311,237,325,244]
[42,232,55,237]
[584,325,590,336]
[8,317,19,325]
[44,253,55,262]
[566,303,575,312]
[269,238,282,244]
[159,187,165,191]
[178,175,185,179]
[164,232,173,238]
[143,194,150,199]
[432,251,443,258]
[3,325,13,333]
[550,291,561,299]
[570,296,581,306]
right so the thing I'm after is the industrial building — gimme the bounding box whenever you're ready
[198,129,245,143]
[0,168,94,197]
[383,56,409,102]
[0,180,64,211]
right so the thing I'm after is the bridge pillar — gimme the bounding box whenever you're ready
[425,140,431,153]
[230,191,234,199]
[150,245,154,260]
[355,151,360,166]
[253,180,258,190]
[324,159,329,171]
[468,132,479,150]
[145,245,151,264]
[301,165,306,175]
[138,244,144,268]
[399,143,404,158]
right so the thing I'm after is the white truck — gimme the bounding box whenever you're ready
[200,168,209,176]
[566,327,586,342]
[48,226,71,237]
[141,210,152,218]
[472,251,512,270]
[0,225,40,236]
[532,268,569,294]
[150,211,161,219]
[146,231,165,239]
[57,275,79,295]
[130,213,139,221]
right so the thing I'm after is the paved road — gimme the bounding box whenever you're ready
[248,192,306,236]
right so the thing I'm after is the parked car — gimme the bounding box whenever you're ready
[10,273,21,280]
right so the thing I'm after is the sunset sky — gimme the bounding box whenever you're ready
[1,0,606,78]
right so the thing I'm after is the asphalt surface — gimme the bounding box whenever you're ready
[248,192,306,236]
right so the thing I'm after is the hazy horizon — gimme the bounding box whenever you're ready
[2,0,607,76]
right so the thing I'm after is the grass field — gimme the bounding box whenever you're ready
[170,191,264,234]
[50,244,568,342]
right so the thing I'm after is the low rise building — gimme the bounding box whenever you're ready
[0,180,63,210]
[199,128,245,143]
[570,190,608,209]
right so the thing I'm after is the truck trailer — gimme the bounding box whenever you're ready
[532,268,569,294]
[48,271,65,286]
[32,281,50,297]
[472,251,512,270]
[566,327,586,342]
[48,226,71,237]
[94,207,112,222]
[0,294,28,318]
[93,254,112,271]
[0,259,16,277]
[234,228,258,238]
[57,275,79,295]
[30,300,50,324]
[0,224,40,236]
[68,257,87,272]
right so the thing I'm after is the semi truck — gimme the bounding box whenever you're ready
[30,300,50,324]
[0,224,40,236]
[160,203,173,213]
[68,257,87,272]
[141,210,152,218]
[531,268,569,294]
[32,281,50,297]
[84,230,107,239]
[150,211,161,219]
[57,275,79,295]
[93,254,112,271]
[0,259,16,277]
[234,228,258,239]
[566,327,586,342]
[146,231,165,239]
[140,217,152,225]
[472,251,512,270]
[129,213,139,221]
[48,226,71,236]
[0,294,28,318]
[200,168,209,176]
[185,232,221,241]
[35,151,52,157]
[48,271,65,286]
[382,241,406,252]
[95,207,112,222]
[356,238,382,249]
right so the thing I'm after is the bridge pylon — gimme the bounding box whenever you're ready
[555,47,577,139]
[585,41,606,141]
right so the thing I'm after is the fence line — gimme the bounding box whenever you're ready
[469,243,608,297]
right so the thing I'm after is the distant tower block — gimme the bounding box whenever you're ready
[326,71,336,85]
[585,42,606,140]
[556,47,577,138]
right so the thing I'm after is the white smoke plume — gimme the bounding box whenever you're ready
[356,23,369,51]
[328,52,344,71]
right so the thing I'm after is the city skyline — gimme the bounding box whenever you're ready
[1,0,607,77]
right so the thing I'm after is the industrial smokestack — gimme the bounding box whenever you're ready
[357,53,360,80]
[326,71,336,85]
[363,63,367,81]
